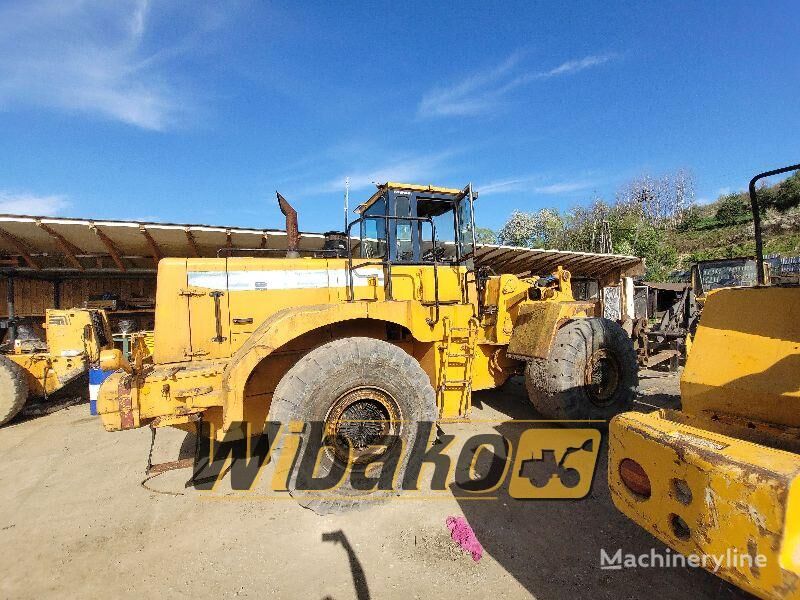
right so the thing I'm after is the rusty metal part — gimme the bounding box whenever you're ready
[146,458,195,475]
[276,191,299,258]
[118,375,135,430]
[585,348,621,406]
[323,386,402,465]
[507,301,594,359]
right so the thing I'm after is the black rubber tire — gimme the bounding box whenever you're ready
[268,337,437,514]
[525,318,638,421]
[0,355,29,426]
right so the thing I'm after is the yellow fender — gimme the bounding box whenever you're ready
[220,301,415,430]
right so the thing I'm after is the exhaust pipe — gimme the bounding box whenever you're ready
[276,191,300,258]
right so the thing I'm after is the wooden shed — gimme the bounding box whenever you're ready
[0,214,327,338]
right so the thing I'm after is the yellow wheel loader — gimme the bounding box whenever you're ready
[0,308,114,425]
[97,183,639,500]
[609,164,800,599]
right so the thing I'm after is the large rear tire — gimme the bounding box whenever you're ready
[0,355,29,426]
[268,337,437,513]
[525,318,638,421]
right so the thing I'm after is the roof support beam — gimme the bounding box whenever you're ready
[90,223,127,272]
[0,228,40,270]
[225,229,233,249]
[490,251,533,272]
[139,225,163,267]
[184,228,200,258]
[36,220,84,271]
[260,232,269,249]
[475,246,506,264]
[496,253,539,274]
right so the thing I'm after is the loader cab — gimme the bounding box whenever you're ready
[353,183,477,265]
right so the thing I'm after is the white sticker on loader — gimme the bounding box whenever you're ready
[187,268,384,291]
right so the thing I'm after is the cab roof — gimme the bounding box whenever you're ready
[355,182,469,214]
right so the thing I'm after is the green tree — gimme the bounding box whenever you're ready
[474,227,497,244]
[497,209,565,248]
[629,225,677,280]
[714,193,751,226]
[773,172,800,212]
[676,205,702,232]
[497,211,537,247]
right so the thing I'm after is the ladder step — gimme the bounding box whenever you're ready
[445,353,471,358]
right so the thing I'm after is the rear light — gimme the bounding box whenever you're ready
[619,458,651,498]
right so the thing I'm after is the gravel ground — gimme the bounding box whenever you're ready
[0,370,751,599]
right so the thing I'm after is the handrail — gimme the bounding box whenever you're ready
[345,215,442,325]
[749,163,800,284]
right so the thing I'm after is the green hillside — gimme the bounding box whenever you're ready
[668,176,800,269]
[494,170,800,281]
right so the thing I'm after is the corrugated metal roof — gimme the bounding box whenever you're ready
[475,244,644,279]
[0,214,644,281]
[0,214,327,273]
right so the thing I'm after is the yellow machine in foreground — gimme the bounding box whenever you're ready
[609,164,800,599]
[0,308,113,425]
[97,183,638,498]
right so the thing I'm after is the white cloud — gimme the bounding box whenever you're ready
[418,52,616,119]
[534,181,593,194]
[319,150,457,194]
[417,53,523,118]
[537,55,614,78]
[477,179,528,195]
[0,191,69,215]
[478,177,593,196]
[0,0,218,130]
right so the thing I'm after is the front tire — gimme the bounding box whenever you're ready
[525,318,638,421]
[268,337,437,513]
[0,355,29,426]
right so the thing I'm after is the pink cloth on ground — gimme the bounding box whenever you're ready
[446,515,483,562]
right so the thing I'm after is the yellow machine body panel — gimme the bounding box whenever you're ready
[98,253,578,434]
[98,182,631,442]
[6,308,113,397]
[610,410,800,599]
[681,286,800,428]
[610,286,800,599]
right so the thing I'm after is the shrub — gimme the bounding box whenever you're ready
[714,193,751,226]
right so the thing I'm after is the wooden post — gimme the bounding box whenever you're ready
[90,224,127,272]
[6,275,16,343]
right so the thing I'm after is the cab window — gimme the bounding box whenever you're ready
[361,195,387,258]
[457,197,475,259]
[417,198,457,263]
[394,194,414,261]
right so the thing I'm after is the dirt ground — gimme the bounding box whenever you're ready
[0,371,751,600]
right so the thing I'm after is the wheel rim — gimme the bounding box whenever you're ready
[324,386,402,465]
[585,348,621,407]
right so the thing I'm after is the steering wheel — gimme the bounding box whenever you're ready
[422,245,447,262]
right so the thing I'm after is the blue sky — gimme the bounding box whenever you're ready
[0,0,798,233]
